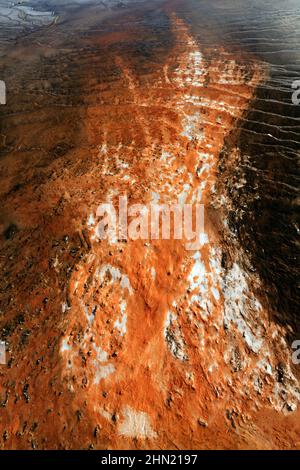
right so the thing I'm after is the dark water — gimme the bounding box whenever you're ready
[0,0,299,336]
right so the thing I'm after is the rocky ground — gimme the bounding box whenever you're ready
[0,0,299,450]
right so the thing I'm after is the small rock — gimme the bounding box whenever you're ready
[286,403,297,412]
[93,424,101,438]
[3,224,18,240]
[198,418,208,428]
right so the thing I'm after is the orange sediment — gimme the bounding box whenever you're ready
[0,4,299,450]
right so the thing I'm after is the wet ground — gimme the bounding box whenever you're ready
[0,0,299,450]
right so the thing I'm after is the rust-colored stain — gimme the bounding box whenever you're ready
[0,1,299,450]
